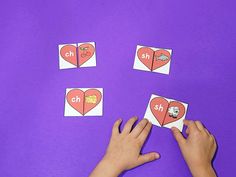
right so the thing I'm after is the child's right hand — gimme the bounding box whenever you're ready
[171,120,217,177]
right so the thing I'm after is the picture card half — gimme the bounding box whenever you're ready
[64,88,103,116]
[144,94,188,131]
[133,45,172,74]
[58,42,96,69]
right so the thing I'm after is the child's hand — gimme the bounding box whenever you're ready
[104,117,160,171]
[90,117,160,177]
[171,120,217,177]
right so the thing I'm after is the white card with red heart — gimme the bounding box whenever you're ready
[59,42,96,69]
[64,88,103,116]
[144,94,188,131]
[133,45,172,74]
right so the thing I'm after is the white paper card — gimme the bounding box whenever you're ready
[144,94,188,131]
[64,88,103,116]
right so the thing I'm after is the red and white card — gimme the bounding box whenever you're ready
[64,88,103,116]
[144,94,188,131]
[59,42,96,69]
[133,45,172,74]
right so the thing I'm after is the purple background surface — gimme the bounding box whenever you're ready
[0,0,235,176]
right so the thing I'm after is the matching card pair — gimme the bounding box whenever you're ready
[144,94,188,131]
[64,88,103,116]
[133,45,172,74]
[59,42,96,69]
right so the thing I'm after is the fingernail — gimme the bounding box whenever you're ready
[155,153,160,159]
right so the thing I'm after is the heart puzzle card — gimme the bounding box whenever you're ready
[59,42,96,69]
[64,88,103,116]
[144,94,188,131]
[133,45,172,74]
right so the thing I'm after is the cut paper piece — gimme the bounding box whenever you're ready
[133,45,172,74]
[66,89,84,115]
[58,42,96,69]
[59,44,77,69]
[60,45,77,66]
[137,47,154,70]
[144,94,188,131]
[78,43,96,67]
[64,88,103,116]
[153,50,171,71]
[150,97,169,126]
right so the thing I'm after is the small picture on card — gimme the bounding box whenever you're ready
[144,94,188,131]
[59,42,96,69]
[133,45,172,74]
[64,88,103,116]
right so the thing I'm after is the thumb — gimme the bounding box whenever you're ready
[137,152,160,166]
[171,127,186,146]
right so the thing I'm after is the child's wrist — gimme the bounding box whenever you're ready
[99,157,124,176]
[190,163,216,177]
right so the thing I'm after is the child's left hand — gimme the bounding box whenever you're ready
[90,117,160,177]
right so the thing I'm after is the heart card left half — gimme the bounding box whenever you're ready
[58,42,96,69]
[144,94,188,131]
[64,88,103,116]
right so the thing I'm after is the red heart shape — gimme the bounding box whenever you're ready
[150,97,185,126]
[66,89,102,115]
[163,101,186,125]
[137,47,154,70]
[150,97,169,126]
[66,89,84,115]
[152,49,171,70]
[78,43,95,66]
[60,45,78,66]
[84,89,102,115]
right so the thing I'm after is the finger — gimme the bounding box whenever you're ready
[184,120,199,132]
[131,119,149,137]
[137,152,160,166]
[204,128,210,136]
[195,121,205,131]
[171,127,186,146]
[212,135,217,150]
[122,117,138,134]
[138,122,152,145]
[211,134,216,144]
[211,134,216,141]
[210,135,217,152]
[112,118,122,136]
[185,127,190,135]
